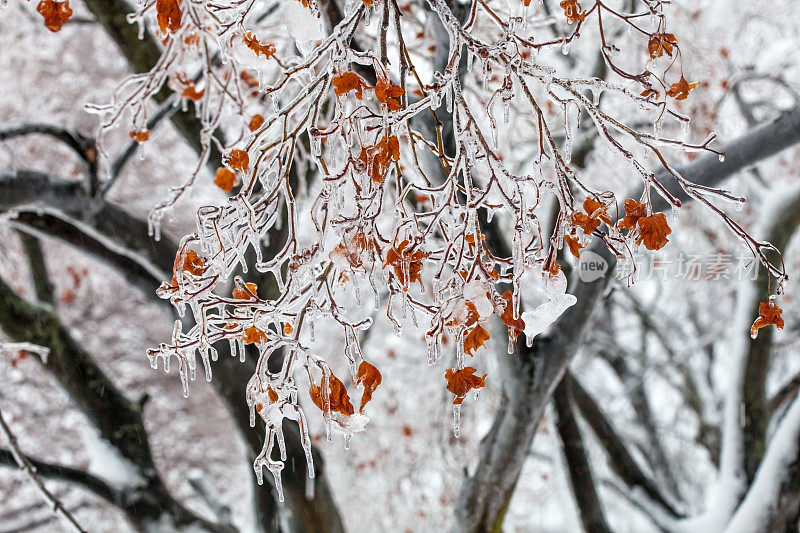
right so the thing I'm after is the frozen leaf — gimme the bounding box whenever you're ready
[384,239,426,287]
[242,326,268,345]
[356,361,382,413]
[37,0,72,32]
[129,129,150,143]
[445,367,486,405]
[249,114,265,131]
[464,324,490,355]
[268,387,279,402]
[228,149,250,172]
[564,234,584,258]
[648,32,678,58]
[375,80,404,111]
[358,135,400,183]
[617,198,646,230]
[636,212,671,250]
[666,76,699,100]
[214,167,238,192]
[156,0,182,34]
[559,0,585,24]
[176,249,204,276]
[309,374,354,416]
[572,197,610,235]
[500,290,525,340]
[243,32,276,59]
[181,86,205,101]
[233,282,258,300]
[750,300,784,339]
[332,72,370,99]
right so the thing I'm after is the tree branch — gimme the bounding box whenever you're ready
[0,449,119,506]
[553,375,612,533]
[0,124,96,168]
[0,409,86,533]
[569,372,681,518]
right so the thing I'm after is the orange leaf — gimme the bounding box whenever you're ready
[283,322,293,335]
[356,361,382,413]
[559,0,585,24]
[571,197,610,235]
[214,167,238,192]
[571,212,600,235]
[156,0,182,34]
[636,212,672,250]
[750,300,784,339]
[375,80,404,111]
[228,149,250,172]
[616,198,646,230]
[243,32,276,59]
[384,239,426,287]
[249,114,264,131]
[181,86,205,101]
[37,0,72,32]
[242,326,268,345]
[332,231,376,269]
[445,367,486,405]
[232,282,258,300]
[500,290,525,339]
[268,387,279,402]
[647,32,677,59]
[583,197,611,224]
[129,129,150,143]
[464,324,490,355]
[666,76,699,101]
[564,234,584,258]
[177,249,204,276]
[358,135,400,183]
[332,71,371,99]
[309,374,354,416]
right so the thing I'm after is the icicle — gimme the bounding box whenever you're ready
[452,403,461,438]
[179,363,190,398]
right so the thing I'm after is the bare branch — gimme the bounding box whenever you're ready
[0,449,119,506]
[569,372,682,518]
[553,375,612,533]
[0,409,87,533]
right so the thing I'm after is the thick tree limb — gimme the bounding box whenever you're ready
[553,375,612,533]
[18,232,55,306]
